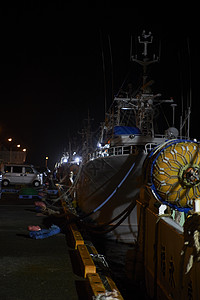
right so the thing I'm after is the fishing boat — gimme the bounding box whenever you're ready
[72,30,196,244]
[135,138,200,299]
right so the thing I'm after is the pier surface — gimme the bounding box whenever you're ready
[0,197,82,300]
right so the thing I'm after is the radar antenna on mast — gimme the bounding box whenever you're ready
[138,30,153,57]
[130,30,159,88]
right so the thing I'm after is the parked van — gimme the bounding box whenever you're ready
[1,164,43,187]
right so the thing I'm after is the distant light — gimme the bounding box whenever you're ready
[17,144,21,148]
[61,155,68,164]
[8,138,12,142]
[23,148,27,152]
[46,156,48,160]
[75,156,80,164]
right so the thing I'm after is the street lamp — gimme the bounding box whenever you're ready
[8,138,13,162]
[45,156,48,168]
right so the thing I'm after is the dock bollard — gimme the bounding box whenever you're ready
[86,273,106,297]
[77,244,96,278]
[68,223,84,249]
[59,189,124,299]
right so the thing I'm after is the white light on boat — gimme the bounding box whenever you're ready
[159,204,167,215]
[193,199,200,213]
[62,158,68,163]
[75,156,80,164]
[104,143,110,148]
[97,142,102,148]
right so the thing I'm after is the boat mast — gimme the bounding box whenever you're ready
[131,30,159,90]
[130,30,159,136]
[107,30,174,140]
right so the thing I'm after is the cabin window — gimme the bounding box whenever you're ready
[4,166,11,173]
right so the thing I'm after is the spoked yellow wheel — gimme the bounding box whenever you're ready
[145,140,200,210]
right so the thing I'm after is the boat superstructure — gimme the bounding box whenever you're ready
[72,31,193,243]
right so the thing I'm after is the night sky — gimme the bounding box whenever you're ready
[0,3,199,169]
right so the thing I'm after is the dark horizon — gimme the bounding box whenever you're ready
[0,3,198,169]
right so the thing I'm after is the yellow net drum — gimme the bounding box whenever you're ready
[143,140,200,210]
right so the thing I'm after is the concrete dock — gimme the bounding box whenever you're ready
[0,199,85,300]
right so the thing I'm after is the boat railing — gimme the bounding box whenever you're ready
[154,133,191,140]
[92,145,139,159]
[91,134,193,160]
[108,145,139,156]
[144,143,158,154]
[144,135,193,153]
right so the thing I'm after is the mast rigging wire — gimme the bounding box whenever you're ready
[187,37,192,110]
[108,34,114,101]
[99,29,107,117]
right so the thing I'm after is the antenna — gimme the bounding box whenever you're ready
[179,38,192,139]
[108,35,114,101]
[171,104,177,127]
[130,35,133,61]
[187,37,192,110]
[131,30,159,88]
[158,40,161,60]
[138,30,153,57]
[99,29,107,117]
